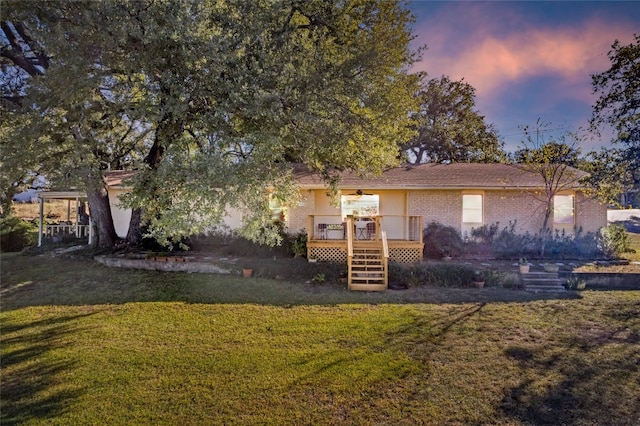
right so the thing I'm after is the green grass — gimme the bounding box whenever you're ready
[2,253,639,425]
[627,232,640,262]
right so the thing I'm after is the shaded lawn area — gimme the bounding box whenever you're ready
[1,253,639,425]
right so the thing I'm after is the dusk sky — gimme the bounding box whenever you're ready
[407,1,640,153]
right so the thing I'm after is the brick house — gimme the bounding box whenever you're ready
[290,163,607,269]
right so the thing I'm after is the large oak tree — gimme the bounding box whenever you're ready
[1,0,423,247]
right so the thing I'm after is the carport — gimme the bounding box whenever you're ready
[37,191,93,246]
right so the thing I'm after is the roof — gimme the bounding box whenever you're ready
[104,170,137,187]
[102,164,588,191]
[293,163,588,190]
[37,191,87,200]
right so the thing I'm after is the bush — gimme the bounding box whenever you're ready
[1,216,38,252]
[389,262,476,288]
[423,222,464,259]
[597,224,632,258]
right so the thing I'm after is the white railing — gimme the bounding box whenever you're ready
[45,224,90,238]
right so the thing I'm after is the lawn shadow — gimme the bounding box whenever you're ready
[0,313,96,425]
[1,252,583,310]
[500,300,640,425]
[611,215,640,233]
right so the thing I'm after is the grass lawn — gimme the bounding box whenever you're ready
[2,252,639,425]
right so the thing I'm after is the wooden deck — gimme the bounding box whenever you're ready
[306,215,423,264]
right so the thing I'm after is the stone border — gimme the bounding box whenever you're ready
[94,255,233,274]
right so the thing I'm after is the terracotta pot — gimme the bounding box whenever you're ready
[473,281,485,288]
[242,268,253,278]
[519,265,530,274]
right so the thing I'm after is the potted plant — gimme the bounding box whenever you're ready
[308,254,317,263]
[242,267,253,278]
[542,263,560,273]
[472,271,485,288]
[519,258,530,274]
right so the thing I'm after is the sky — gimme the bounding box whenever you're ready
[407,1,640,153]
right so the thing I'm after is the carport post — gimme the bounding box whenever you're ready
[38,197,44,247]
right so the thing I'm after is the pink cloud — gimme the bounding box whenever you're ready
[412,8,637,103]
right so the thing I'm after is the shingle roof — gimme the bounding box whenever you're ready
[104,170,137,187]
[293,163,588,190]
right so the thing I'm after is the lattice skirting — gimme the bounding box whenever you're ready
[389,248,423,263]
[309,246,347,263]
[309,246,422,263]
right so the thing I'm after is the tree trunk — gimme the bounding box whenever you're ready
[87,187,117,248]
[126,207,144,246]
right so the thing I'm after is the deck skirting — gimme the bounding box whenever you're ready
[307,240,423,263]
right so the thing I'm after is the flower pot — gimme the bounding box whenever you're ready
[242,268,253,278]
[542,264,559,273]
[473,281,485,288]
[519,264,530,274]
[308,258,317,263]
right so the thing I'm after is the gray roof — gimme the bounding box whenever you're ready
[293,163,588,190]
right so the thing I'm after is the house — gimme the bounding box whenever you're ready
[285,163,606,290]
[38,163,607,291]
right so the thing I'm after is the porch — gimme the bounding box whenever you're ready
[306,215,424,263]
[37,191,93,246]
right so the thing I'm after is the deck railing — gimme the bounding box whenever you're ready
[308,215,422,243]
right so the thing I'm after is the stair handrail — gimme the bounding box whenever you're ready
[346,216,354,287]
[379,218,389,287]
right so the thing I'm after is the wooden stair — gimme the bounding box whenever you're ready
[521,271,566,293]
[348,245,387,291]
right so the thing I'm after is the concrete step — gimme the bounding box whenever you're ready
[521,271,565,292]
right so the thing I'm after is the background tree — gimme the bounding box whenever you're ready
[1,0,422,248]
[402,76,505,164]
[514,120,585,235]
[590,34,640,206]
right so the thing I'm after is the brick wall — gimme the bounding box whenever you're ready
[575,192,607,233]
[407,189,606,235]
[286,190,315,234]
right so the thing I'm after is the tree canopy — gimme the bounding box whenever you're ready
[1,0,423,246]
[590,34,640,205]
[402,76,505,164]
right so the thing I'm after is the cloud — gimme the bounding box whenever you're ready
[412,5,637,103]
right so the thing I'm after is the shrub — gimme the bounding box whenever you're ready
[388,262,476,288]
[597,224,632,258]
[423,222,464,259]
[1,216,38,252]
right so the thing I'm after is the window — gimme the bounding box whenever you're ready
[462,194,483,224]
[341,194,379,218]
[554,194,574,224]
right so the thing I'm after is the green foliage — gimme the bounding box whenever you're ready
[389,262,475,288]
[289,231,308,257]
[591,34,640,198]
[0,216,37,252]
[2,0,423,248]
[422,221,464,258]
[403,76,505,163]
[566,276,587,290]
[597,224,633,258]
[464,221,601,260]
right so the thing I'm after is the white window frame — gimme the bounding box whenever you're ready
[553,194,575,225]
[340,194,379,218]
[462,193,484,225]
